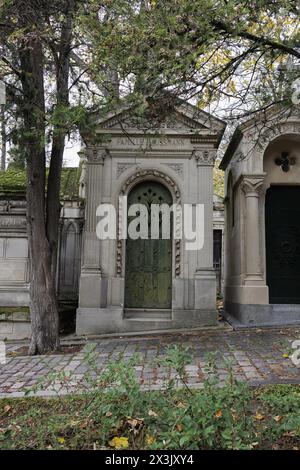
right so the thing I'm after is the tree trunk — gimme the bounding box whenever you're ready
[46,0,74,278]
[18,1,75,354]
[20,37,60,354]
[0,105,5,171]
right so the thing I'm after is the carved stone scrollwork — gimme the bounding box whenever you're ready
[193,149,216,166]
[164,163,184,178]
[120,169,181,202]
[175,240,181,277]
[116,169,182,277]
[116,162,135,178]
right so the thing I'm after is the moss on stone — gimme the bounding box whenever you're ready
[0,307,30,316]
[0,168,81,200]
[0,168,27,193]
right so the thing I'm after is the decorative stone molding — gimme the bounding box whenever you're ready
[175,240,181,277]
[102,109,205,131]
[256,122,300,155]
[116,239,123,277]
[0,200,26,214]
[120,169,181,202]
[116,162,135,178]
[0,217,27,229]
[164,163,184,178]
[117,169,182,277]
[193,149,216,166]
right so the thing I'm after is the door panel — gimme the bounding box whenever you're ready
[265,186,300,304]
[125,182,172,309]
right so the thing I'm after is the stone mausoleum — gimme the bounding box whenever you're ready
[77,98,226,334]
[220,105,300,327]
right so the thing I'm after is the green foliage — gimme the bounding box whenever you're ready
[1,349,300,449]
[0,345,259,450]
[82,0,299,117]
[0,167,81,200]
[0,168,27,193]
[213,164,224,198]
[257,384,300,445]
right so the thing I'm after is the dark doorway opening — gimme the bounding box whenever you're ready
[213,229,222,294]
[265,186,300,304]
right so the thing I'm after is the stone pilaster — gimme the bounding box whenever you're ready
[194,148,217,311]
[241,176,265,284]
[79,147,108,308]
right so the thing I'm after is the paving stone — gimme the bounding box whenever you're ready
[1,327,300,396]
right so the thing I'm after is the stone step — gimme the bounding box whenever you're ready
[272,304,300,312]
[124,309,172,320]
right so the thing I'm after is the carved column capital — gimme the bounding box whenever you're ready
[87,147,110,165]
[193,149,217,166]
[241,176,265,197]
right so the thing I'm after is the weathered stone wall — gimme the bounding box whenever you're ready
[0,194,84,307]
[0,195,29,306]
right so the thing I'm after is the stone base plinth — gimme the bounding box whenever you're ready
[224,302,300,328]
[76,307,218,335]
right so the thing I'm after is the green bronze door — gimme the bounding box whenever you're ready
[125,181,172,309]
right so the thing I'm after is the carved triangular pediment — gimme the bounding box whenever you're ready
[92,97,226,135]
[101,110,206,131]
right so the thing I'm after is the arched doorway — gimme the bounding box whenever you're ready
[125,181,172,309]
[265,186,300,304]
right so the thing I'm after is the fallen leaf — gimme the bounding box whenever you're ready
[284,431,296,437]
[105,411,112,417]
[176,423,183,432]
[109,436,129,449]
[146,434,155,445]
[176,402,186,409]
[274,415,282,422]
[127,417,144,435]
[127,417,143,428]
[3,405,11,413]
[68,420,80,427]
[148,410,158,417]
[215,410,222,419]
[254,412,265,421]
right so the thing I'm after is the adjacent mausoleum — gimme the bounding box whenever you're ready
[220,105,300,327]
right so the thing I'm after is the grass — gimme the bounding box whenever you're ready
[1,384,300,450]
